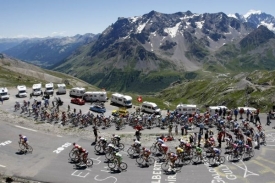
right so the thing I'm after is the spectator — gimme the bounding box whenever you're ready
[0,97,3,105]
[199,122,204,135]
[175,124,178,136]
[93,126,99,143]
[181,125,184,136]
[266,112,271,126]
[255,113,261,125]
[222,108,226,117]
[194,132,197,145]
[189,134,194,145]
[234,108,238,120]
[219,108,222,117]
[168,123,173,136]
[198,133,202,147]
[204,130,209,141]
[135,129,141,141]
[217,131,222,148]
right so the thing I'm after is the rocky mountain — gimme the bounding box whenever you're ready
[54,10,262,93]
[0,38,27,52]
[2,33,99,67]
[228,10,275,32]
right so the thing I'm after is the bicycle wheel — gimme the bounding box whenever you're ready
[220,156,225,164]
[117,143,124,150]
[120,162,128,170]
[19,143,25,150]
[161,162,169,171]
[136,157,144,164]
[192,155,200,164]
[108,160,116,169]
[105,152,114,160]
[127,147,134,155]
[27,145,33,153]
[69,150,76,158]
[148,157,155,165]
[182,155,191,165]
[150,146,157,153]
[209,157,216,166]
[86,158,93,167]
[94,145,102,152]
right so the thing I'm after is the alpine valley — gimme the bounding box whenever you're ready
[2,10,275,94]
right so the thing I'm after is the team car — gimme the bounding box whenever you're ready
[90,105,106,113]
[112,108,129,117]
[71,98,85,105]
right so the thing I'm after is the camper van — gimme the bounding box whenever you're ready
[141,101,161,114]
[83,91,108,102]
[56,84,66,95]
[208,106,228,116]
[32,83,42,96]
[44,83,54,95]
[17,85,27,98]
[176,104,197,114]
[69,87,86,98]
[110,93,132,107]
[0,87,9,100]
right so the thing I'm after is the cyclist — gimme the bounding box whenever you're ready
[79,148,88,162]
[175,146,184,156]
[142,147,151,162]
[72,142,81,150]
[112,134,121,145]
[168,152,178,168]
[195,146,203,161]
[184,141,192,155]
[113,151,123,169]
[246,137,253,148]
[161,143,168,154]
[99,136,108,150]
[211,147,221,162]
[19,134,28,149]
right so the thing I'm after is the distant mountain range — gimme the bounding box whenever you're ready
[1,34,99,67]
[1,10,275,93]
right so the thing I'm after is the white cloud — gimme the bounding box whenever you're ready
[51,31,66,36]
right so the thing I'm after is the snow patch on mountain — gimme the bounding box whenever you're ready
[195,21,204,29]
[136,20,150,33]
[164,22,181,38]
[259,21,275,31]
[244,10,262,19]
[228,13,237,19]
[130,16,140,23]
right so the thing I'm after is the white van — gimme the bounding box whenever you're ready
[110,93,132,108]
[83,91,108,102]
[56,84,66,95]
[209,106,228,115]
[32,83,42,96]
[176,104,197,114]
[237,107,257,113]
[44,83,54,95]
[141,101,161,114]
[69,87,86,98]
[0,87,9,100]
[17,85,27,98]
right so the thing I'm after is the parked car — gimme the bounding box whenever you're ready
[71,98,85,105]
[90,105,106,113]
[112,108,129,117]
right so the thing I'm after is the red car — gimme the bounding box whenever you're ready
[71,98,85,105]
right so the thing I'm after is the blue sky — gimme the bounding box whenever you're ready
[1,0,274,38]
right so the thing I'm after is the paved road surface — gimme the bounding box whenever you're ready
[0,88,275,182]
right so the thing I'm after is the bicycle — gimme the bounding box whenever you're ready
[228,150,242,161]
[18,141,33,153]
[136,155,155,166]
[75,157,93,167]
[209,155,225,166]
[108,158,128,171]
[176,152,192,165]
[127,145,141,156]
[69,149,80,162]
[161,159,181,172]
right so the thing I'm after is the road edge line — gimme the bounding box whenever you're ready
[14,125,37,132]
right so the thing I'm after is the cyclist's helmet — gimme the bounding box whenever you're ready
[142,147,145,150]
[73,142,76,146]
[19,134,22,137]
[112,134,115,136]
[175,146,178,149]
